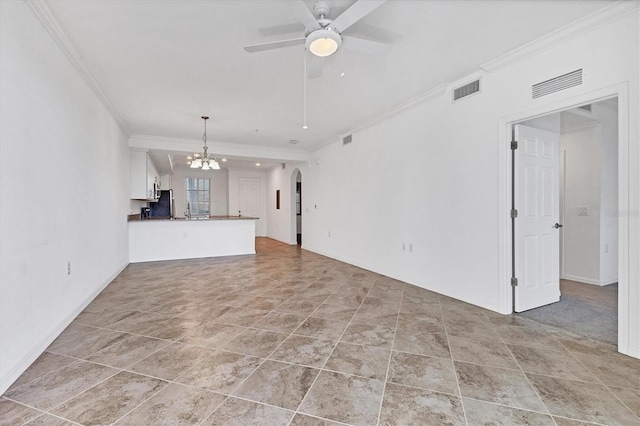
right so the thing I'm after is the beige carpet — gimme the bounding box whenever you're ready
[519,280,617,345]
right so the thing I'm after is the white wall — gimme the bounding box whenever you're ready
[228,169,267,236]
[301,10,639,356]
[598,102,619,285]
[170,167,229,217]
[561,123,603,283]
[0,1,130,393]
[561,102,618,286]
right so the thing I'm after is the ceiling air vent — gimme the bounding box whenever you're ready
[343,134,353,145]
[532,69,582,99]
[453,79,480,102]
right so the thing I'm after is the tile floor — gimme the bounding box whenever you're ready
[2,238,639,426]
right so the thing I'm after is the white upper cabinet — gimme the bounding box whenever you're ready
[130,149,159,201]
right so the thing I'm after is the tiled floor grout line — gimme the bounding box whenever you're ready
[37,367,123,424]
[194,282,326,426]
[195,281,346,426]
[25,326,223,424]
[108,379,172,425]
[3,397,49,425]
[440,296,470,426]
[195,394,296,426]
[503,326,639,422]
[559,344,640,422]
[288,275,379,425]
[374,284,404,426]
[499,330,555,419]
[21,411,84,426]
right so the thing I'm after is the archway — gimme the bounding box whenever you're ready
[290,169,302,245]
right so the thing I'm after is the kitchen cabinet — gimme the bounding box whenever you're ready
[130,149,160,201]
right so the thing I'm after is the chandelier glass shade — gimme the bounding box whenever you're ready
[189,116,220,170]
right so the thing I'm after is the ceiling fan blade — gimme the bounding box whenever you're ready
[286,1,320,30]
[343,35,389,55]
[307,54,324,79]
[244,37,305,53]
[347,22,402,44]
[259,22,306,37]
[330,0,387,33]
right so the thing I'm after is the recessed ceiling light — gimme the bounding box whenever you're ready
[186,156,192,160]
[221,158,227,162]
[256,163,261,167]
[289,140,300,145]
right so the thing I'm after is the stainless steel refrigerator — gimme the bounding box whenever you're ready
[149,190,174,219]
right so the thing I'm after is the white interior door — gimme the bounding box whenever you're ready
[238,177,262,236]
[514,124,561,312]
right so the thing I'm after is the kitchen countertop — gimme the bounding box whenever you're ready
[128,215,259,222]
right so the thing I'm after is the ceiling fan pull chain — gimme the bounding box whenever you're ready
[341,46,345,77]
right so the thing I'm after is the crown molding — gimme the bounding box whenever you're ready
[129,134,309,162]
[481,1,640,74]
[351,83,448,135]
[311,83,448,152]
[26,0,129,134]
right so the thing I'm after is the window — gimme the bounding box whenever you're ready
[185,178,210,217]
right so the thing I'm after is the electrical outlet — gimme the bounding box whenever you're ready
[328,231,331,238]
[402,243,406,251]
[67,261,71,276]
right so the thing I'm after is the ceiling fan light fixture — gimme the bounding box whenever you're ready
[306,29,341,57]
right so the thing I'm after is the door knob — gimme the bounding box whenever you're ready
[554,223,563,229]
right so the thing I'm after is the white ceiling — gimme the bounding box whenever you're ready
[45,0,614,163]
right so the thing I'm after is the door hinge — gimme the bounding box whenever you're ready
[511,209,518,219]
[511,277,518,287]
[511,140,518,150]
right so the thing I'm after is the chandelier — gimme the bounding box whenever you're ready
[188,116,220,170]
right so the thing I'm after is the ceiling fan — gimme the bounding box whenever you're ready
[243,0,389,78]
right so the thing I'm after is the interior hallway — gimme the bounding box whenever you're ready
[1,239,638,425]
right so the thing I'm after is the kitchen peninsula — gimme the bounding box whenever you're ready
[128,216,258,262]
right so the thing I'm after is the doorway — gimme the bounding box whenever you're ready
[291,169,302,246]
[513,99,618,344]
[238,176,262,235]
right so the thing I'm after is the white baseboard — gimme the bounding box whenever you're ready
[0,262,128,394]
[561,274,616,286]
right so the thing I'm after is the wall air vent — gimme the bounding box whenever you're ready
[453,79,480,101]
[343,134,353,145]
[532,69,582,99]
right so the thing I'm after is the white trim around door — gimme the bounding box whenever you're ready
[497,82,632,357]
